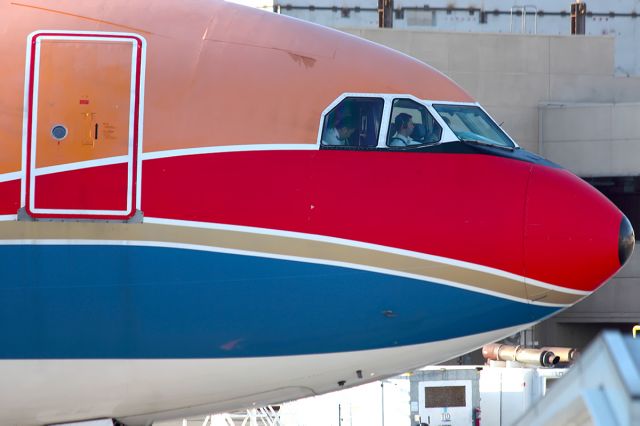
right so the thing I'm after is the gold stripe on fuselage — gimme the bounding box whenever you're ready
[0,220,582,305]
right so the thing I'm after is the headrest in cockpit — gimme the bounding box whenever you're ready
[387,123,397,144]
[411,123,426,142]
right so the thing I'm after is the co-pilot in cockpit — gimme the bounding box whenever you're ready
[387,98,442,147]
[388,113,418,147]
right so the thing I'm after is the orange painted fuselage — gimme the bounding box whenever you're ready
[0,1,633,425]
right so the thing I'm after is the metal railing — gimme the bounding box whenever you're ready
[183,405,282,426]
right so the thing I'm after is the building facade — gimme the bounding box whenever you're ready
[278,0,640,76]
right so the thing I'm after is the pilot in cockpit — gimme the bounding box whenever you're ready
[322,117,356,146]
[389,113,422,147]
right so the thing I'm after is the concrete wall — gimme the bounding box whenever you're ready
[540,102,640,177]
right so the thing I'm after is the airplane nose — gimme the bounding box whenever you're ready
[524,165,625,294]
[619,215,635,266]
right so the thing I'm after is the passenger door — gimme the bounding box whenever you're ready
[24,32,145,220]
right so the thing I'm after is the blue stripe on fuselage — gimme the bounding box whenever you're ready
[0,244,557,358]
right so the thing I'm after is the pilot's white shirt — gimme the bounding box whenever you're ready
[389,133,420,147]
[322,128,347,146]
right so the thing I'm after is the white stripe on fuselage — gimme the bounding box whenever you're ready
[0,323,533,426]
[141,144,317,160]
[0,171,23,183]
[0,144,317,187]
[31,155,130,177]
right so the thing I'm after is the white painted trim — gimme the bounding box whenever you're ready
[0,172,23,183]
[27,30,148,38]
[20,33,33,207]
[425,103,459,142]
[25,32,146,217]
[32,156,129,177]
[315,94,519,149]
[136,36,148,210]
[142,144,317,161]
[387,95,459,146]
[317,93,464,148]
[0,238,565,307]
[125,38,137,215]
[28,37,42,211]
[20,142,316,183]
[316,93,396,148]
[28,34,132,206]
[0,215,17,222]
[526,277,590,295]
[144,217,585,296]
[476,102,519,148]
[30,208,131,216]
[378,96,393,147]
[427,100,520,148]
[425,99,481,106]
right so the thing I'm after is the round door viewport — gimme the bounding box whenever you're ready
[51,125,68,141]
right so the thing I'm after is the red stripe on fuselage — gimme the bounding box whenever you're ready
[34,164,128,211]
[142,150,529,282]
[2,148,622,293]
[0,179,20,215]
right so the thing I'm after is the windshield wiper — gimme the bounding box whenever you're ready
[459,138,515,151]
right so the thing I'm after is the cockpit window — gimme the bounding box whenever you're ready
[321,97,384,148]
[433,104,515,148]
[387,99,442,148]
